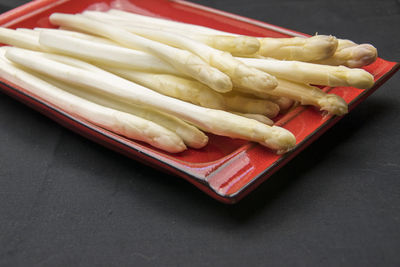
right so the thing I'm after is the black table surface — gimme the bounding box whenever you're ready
[1,0,399,266]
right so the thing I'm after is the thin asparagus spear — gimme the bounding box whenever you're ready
[269,79,348,116]
[239,57,374,89]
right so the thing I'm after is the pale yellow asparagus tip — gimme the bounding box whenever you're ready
[258,35,338,61]
[346,44,377,68]
[315,42,378,68]
[260,126,296,153]
[318,94,348,116]
[232,62,278,91]
[342,67,375,89]
[309,35,339,60]
[274,97,295,113]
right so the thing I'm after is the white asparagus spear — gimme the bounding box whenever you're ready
[232,113,273,125]
[238,57,374,89]
[0,27,43,50]
[33,27,119,45]
[82,12,278,93]
[0,47,186,153]
[269,79,348,116]
[84,11,260,55]
[0,42,207,148]
[107,9,227,35]
[38,75,208,149]
[255,35,338,61]
[222,92,280,118]
[106,9,376,65]
[0,28,280,117]
[49,13,233,93]
[5,47,296,152]
[312,39,377,68]
[100,66,226,110]
[38,29,183,75]
[103,66,280,117]
[3,28,182,75]
[105,10,337,59]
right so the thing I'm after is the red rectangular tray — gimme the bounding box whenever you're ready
[1,0,399,203]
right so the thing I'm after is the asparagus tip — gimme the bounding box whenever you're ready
[318,94,348,116]
[347,44,377,68]
[306,35,339,60]
[260,126,296,152]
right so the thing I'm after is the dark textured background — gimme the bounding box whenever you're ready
[1,0,399,266]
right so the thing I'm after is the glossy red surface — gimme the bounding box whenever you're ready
[0,0,399,203]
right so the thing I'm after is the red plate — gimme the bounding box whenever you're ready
[1,0,399,203]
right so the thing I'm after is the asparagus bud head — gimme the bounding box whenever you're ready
[317,94,348,116]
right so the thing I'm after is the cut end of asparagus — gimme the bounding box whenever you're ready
[346,44,377,68]
[260,126,296,152]
[318,94,348,116]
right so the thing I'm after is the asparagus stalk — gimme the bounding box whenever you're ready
[105,10,337,60]
[269,79,348,115]
[312,39,377,68]
[106,9,376,66]
[0,47,186,153]
[255,35,338,61]
[49,13,233,93]
[101,66,226,110]
[233,113,273,125]
[239,57,374,89]
[5,47,296,152]
[222,92,280,118]
[32,27,119,45]
[38,29,183,75]
[84,11,260,55]
[39,75,208,149]
[82,12,278,93]
[0,27,43,50]
[107,9,228,36]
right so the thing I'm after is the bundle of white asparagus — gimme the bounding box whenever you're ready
[0,9,378,154]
